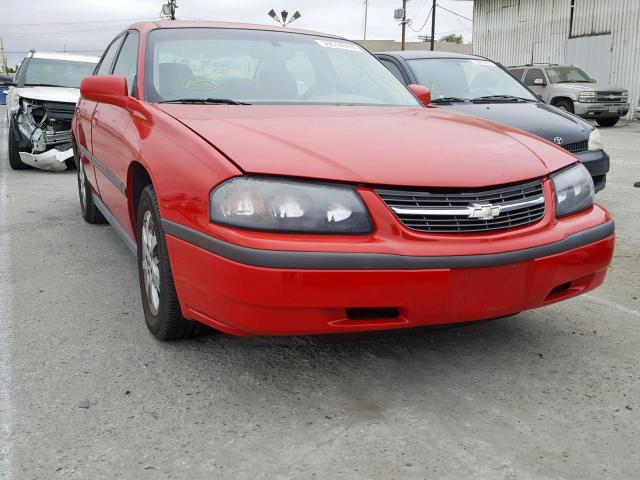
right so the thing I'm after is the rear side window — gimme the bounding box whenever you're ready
[510,68,524,80]
[96,34,124,75]
[380,59,406,83]
[524,68,545,86]
[112,31,140,96]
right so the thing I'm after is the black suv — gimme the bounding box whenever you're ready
[376,51,610,192]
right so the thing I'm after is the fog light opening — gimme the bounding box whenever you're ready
[345,307,400,321]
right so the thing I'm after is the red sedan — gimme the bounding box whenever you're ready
[73,21,614,340]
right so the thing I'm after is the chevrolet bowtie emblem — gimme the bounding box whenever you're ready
[469,203,501,220]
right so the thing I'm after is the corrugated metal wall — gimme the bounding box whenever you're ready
[473,0,640,119]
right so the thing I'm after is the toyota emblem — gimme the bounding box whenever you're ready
[553,136,564,145]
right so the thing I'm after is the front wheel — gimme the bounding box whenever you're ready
[136,185,204,340]
[554,99,574,113]
[7,118,29,170]
[596,116,620,127]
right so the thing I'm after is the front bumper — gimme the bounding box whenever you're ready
[19,147,73,171]
[164,216,615,337]
[573,101,630,118]
[575,149,609,192]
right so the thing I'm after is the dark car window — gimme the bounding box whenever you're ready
[524,68,545,86]
[380,59,406,83]
[510,68,525,80]
[96,34,124,76]
[146,28,418,106]
[112,31,140,96]
[407,58,537,101]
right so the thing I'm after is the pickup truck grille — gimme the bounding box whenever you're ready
[561,140,588,153]
[595,91,625,103]
[376,180,546,233]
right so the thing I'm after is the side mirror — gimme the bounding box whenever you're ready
[533,78,546,86]
[407,84,431,106]
[80,75,128,108]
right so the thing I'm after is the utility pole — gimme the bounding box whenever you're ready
[401,0,408,51]
[430,0,436,51]
[0,37,8,74]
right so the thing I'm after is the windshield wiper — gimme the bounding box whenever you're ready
[24,83,68,88]
[472,95,534,103]
[431,96,469,104]
[159,98,250,105]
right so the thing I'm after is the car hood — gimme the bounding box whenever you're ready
[14,86,79,104]
[446,102,592,145]
[156,104,577,188]
[552,82,625,93]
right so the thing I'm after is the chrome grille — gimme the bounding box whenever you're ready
[595,91,625,103]
[376,180,546,233]
[44,129,72,145]
[561,140,588,153]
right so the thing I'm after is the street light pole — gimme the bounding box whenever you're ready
[363,0,369,41]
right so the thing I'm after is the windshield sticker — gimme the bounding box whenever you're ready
[315,39,363,52]
[470,59,493,65]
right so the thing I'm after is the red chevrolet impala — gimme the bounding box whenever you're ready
[73,21,614,340]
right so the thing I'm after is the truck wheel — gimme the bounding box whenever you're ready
[7,118,29,170]
[555,99,574,114]
[77,153,106,224]
[136,185,204,341]
[596,116,619,127]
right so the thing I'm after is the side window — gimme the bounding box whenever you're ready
[380,59,406,83]
[112,31,140,96]
[96,35,124,76]
[510,68,524,80]
[524,68,545,86]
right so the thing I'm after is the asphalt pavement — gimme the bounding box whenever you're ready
[1,106,639,480]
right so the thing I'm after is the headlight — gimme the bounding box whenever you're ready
[588,128,604,151]
[210,177,372,233]
[578,91,596,103]
[551,164,594,217]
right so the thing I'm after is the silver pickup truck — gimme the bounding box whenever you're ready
[509,64,629,127]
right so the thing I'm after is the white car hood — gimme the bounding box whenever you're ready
[14,86,79,104]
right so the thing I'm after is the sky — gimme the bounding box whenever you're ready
[1,0,474,67]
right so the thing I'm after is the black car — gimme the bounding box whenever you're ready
[376,51,609,192]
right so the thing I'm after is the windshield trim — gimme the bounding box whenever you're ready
[143,26,420,107]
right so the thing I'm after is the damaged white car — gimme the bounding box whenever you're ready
[6,51,98,171]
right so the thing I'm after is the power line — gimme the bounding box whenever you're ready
[436,4,473,22]
[408,6,433,32]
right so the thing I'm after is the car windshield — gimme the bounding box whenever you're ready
[24,58,97,88]
[545,66,593,83]
[146,28,419,106]
[407,58,537,102]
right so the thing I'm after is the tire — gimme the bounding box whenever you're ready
[554,99,574,114]
[596,116,619,127]
[136,185,203,340]
[7,118,30,170]
[76,148,106,224]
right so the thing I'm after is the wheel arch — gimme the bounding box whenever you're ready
[127,161,154,239]
[550,96,575,106]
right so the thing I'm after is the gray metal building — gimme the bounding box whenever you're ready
[472,0,640,119]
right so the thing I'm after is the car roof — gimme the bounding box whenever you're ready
[128,20,343,40]
[376,50,484,61]
[31,51,100,63]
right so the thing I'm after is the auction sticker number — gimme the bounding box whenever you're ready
[315,39,363,52]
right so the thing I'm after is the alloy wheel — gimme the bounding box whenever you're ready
[141,210,160,315]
